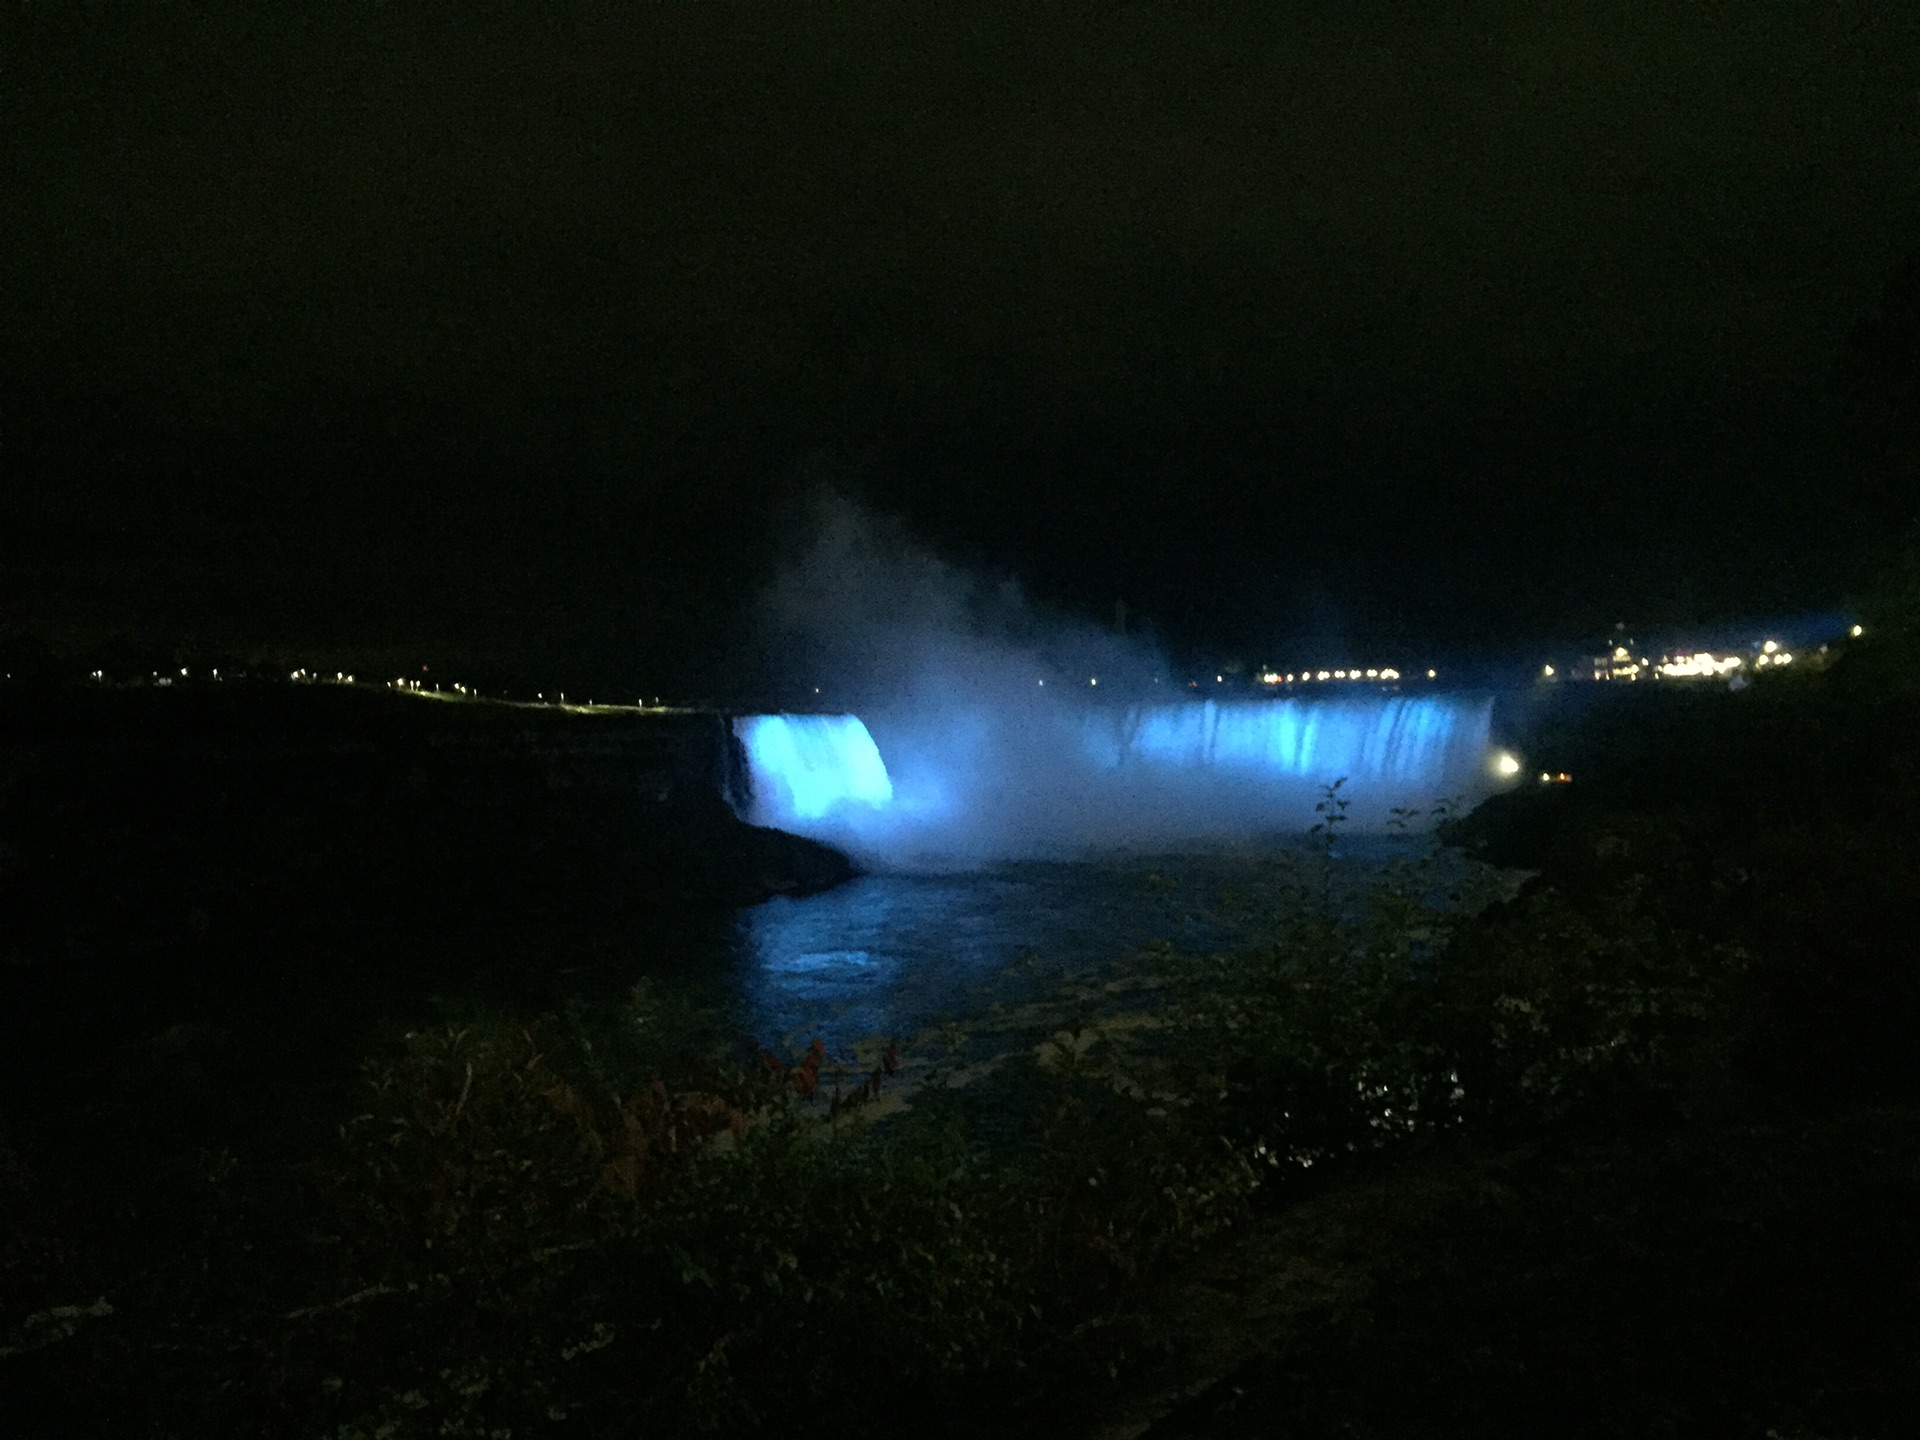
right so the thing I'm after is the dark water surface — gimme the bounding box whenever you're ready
[733,856,1236,1050]
[4,837,1456,1172]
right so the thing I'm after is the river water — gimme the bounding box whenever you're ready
[721,837,1479,1060]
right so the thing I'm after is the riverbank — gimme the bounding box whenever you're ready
[5,653,1919,1435]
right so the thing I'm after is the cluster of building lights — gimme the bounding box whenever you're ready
[1256,666,1423,686]
[1582,633,1826,683]
[1657,651,1748,679]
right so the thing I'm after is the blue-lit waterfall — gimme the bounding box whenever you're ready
[1084,698,1472,784]
[734,714,894,821]
[735,695,1494,869]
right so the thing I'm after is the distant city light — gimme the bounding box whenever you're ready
[1212,665,1408,687]
[1852,624,1864,638]
[1762,639,1779,655]
[1492,750,1521,778]
[1658,652,1743,679]
[1541,664,1555,677]
[1426,669,1437,679]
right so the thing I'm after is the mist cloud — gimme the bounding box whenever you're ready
[744,493,1493,869]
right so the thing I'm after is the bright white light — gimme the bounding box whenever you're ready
[1426,669,1437,679]
[1334,670,1347,680]
[1381,668,1400,680]
[1614,647,1630,661]
[1762,640,1779,655]
[1658,652,1743,679]
[1089,677,1098,686]
[1366,668,1379,679]
[1316,670,1330,681]
[1492,750,1521,778]
[1542,664,1555,677]
[1852,624,1864,638]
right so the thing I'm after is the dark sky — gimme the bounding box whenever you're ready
[4,2,1918,692]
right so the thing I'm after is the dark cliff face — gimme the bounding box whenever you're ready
[0,682,856,1139]
[0,684,853,977]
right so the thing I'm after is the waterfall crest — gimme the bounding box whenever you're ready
[734,714,894,826]
[735,696,1493,869]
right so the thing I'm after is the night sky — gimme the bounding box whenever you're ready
[4,2,1918,694]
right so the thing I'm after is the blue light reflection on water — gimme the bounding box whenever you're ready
[727,847,1438,1052]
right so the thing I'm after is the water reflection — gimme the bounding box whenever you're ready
[732,857,1255,1051]
[726,837,1503,1058]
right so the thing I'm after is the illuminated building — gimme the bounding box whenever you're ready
[1591,644,1648,681]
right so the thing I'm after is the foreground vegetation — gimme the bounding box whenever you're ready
[6,644,1920,1435]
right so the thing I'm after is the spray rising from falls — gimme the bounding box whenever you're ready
[735,695,1494,869]
[738,493,1500,869]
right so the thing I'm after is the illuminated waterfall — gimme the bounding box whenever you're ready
[734,714,894,828]
[735,696,1493,868]
[1088,697,1477,786]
